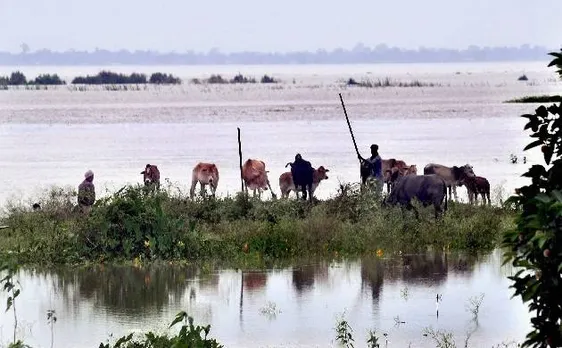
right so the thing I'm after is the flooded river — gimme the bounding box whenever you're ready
[0,61,560,204]
[0,250,530,347]
[0,61,557,346]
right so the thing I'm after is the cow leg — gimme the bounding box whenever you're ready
[452,185,459,201]
[190,178,199,199]
[406,203,420,220]
[200,183,207,197]
[307,184,313,202]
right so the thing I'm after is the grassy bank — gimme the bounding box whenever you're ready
[0,184,516,266]
[504,95,562,103]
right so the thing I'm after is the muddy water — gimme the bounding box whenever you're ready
[0,250,530,347]
[1,61,560,205]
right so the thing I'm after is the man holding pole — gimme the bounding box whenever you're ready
[358,144,383,195]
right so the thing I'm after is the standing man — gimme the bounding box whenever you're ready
[358,144,383,195]
[78,170,96,214]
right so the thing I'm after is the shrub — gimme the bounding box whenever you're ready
[502,49,562,347]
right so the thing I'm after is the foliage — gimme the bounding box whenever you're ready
[260,74,277,83]
[230,73,256,83]
[149,72,181,85]
[505,95,562,104]
[99,311,223,348]
[502,50,562,347]
[346,76,441,88]
[72,71,148,85]
[0,182,516,266]
[32,74,65,85]
[0,71,27,86]
[1,259,22,345]
[335,313,355,348]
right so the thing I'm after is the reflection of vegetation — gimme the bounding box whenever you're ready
[38,264,196,315]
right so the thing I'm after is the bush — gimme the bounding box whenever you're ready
[502,50,562,347]
[32,74,65,85]
[71,71,147,85]
[149,72,181,85]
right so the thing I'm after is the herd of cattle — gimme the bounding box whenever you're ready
[139,155,491,218]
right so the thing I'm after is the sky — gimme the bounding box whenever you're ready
[1,0,561,53]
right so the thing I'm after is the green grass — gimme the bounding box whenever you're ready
[504,95,562,103]
[0,183,517,266]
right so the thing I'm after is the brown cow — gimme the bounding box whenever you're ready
[461,175,491,205]
[382,159,416,193]
[242,159,276,199]
[423,163,475,201]
[140,164,160,191]
[190,162,219,199]
[279,166,330,199]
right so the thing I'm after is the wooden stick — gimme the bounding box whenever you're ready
[237,127,245,192]
[339,93,360,158]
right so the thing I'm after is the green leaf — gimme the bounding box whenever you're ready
[169,311,188,328]
[524,140,543,151]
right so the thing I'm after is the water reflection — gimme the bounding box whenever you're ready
[32,264,197,315]
[3,250,531,348]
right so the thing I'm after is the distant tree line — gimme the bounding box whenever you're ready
[0,44,553,66]
[0,70,183,86]
[0,71,65,85]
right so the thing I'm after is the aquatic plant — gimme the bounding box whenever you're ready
[366,329,381,348]
[423,327,456,348]
[465,293,485,322]
[1,259,22,346]
[502,49,562,347]
[346,76,441,88]
[98,311,223,348]
[335,312,355,348]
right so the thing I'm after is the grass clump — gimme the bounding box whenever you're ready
[347,76,440,88]
[0,183,516,266]
[504,95,562,103]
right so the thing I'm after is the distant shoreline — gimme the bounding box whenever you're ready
[0,44,554,66]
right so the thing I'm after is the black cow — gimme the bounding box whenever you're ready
[384,174,448,219]
[285,154,314,201]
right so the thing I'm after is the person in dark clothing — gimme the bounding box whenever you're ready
[286,153,315,201]
[358,144,383,194]
[78,170,96,214]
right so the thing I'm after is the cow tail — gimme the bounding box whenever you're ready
[443,181,448,213]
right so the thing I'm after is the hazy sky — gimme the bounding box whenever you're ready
[1,0,561,53]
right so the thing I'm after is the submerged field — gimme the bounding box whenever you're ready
[0,183,516,266]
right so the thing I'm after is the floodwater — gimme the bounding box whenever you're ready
[0,61,561,204]
[0,250,531,348]
[0,61,558,346]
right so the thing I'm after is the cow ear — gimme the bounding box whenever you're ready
[140,171,145,174]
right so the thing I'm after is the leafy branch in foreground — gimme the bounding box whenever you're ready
[502,50,562,347]
[98,311,223,348]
